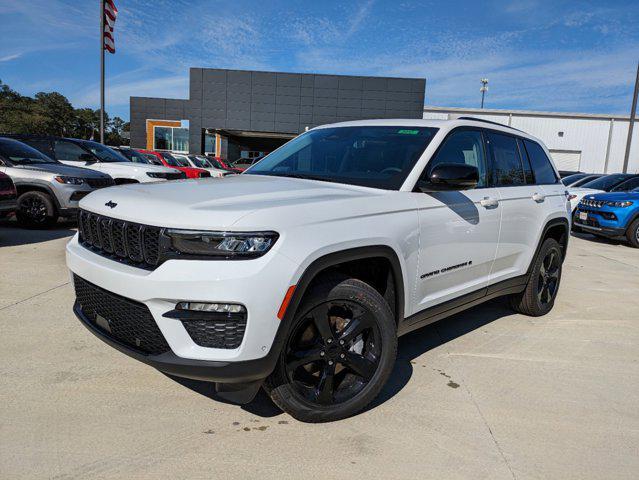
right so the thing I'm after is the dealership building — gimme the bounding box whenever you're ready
[130,68,425,162]
[130,67,638,173]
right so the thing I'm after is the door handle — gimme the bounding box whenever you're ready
[480,196,499,208]
[532,192,545,203]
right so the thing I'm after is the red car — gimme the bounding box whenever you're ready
[207,156,243,174]
[137,149,210,179]
[0,171,17,219]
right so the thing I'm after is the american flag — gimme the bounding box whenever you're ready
[103,0,118,54]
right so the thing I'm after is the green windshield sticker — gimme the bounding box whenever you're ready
[397,129,419,135]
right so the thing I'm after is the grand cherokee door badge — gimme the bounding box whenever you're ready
[421,261,472,279]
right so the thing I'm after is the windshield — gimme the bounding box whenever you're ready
[189,155,211,168]
[581,174,632,191]
[81,140,128,162]
[117,148,150,164]
[245,126,439,190]
[172,154,193,167]
[204,156,226,169]
[0,138,57,165]
[161,152,186,167]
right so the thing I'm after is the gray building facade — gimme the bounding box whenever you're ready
[130,68,426,158]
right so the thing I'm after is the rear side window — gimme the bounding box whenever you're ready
[516,139,535,184]
[55,140,90,162]
[486,132,525,186]
[523,140,559,184]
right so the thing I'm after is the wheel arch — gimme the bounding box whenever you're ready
[14,183,61,210]
[528,217,570,276]
[285,246,406,327]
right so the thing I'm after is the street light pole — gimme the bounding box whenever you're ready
[622,60,639,173]
[480,78,489,109]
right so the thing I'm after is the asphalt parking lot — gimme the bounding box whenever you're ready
[1,220,638,480]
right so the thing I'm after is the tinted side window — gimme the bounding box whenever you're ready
[24,139,53,157]
[54,140,90,161]
[486,132,525,186]
[523,140,559,184]
[517,139,534,184]
[612,176,639,192]
[421,129,487,187]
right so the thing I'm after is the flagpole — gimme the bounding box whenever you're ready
[100,0,105,144]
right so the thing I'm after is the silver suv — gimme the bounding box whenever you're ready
[0,137,114,228]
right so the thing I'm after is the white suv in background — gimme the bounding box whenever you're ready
[67,118,570,422]
[10,135,182,184]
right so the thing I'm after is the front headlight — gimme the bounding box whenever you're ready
[54,176,85,185]
[165,230,279,258]
[606,201,633,207]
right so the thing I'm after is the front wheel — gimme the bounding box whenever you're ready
[16,191,58,228]
[265,275,397,423]
[510,238,563,316]
[626,218,639,248]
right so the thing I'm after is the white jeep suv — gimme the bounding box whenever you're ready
[67,118,570,422]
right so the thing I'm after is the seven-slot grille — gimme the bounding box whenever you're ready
[86,177,115,188]
[78,210,162,269]
[580,199,605,208]
[73,275,170,355]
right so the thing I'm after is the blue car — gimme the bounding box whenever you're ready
[574,187,639,247]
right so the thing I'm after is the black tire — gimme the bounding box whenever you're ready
[265,274,397,423]
[509,238,563,316]
[16,191,58,228]
[626,218,639,248]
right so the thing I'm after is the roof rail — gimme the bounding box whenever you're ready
[456,116,524,133]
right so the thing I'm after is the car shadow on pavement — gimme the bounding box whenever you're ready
[570,231,625,246]
[0,219,76,247]
[167,298,515,420]
[365,298,513,413]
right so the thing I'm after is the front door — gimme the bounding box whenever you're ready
[411,128,501,313]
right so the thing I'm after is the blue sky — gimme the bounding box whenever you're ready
[1,0,638,120]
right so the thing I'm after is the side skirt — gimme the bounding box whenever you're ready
[397,275,527,336]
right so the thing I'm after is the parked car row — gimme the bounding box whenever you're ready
[564,172,639,214]
[573,187,639,247]
[0,134,239,227]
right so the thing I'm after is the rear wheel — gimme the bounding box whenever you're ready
[16,191,58,228]
[626,218,639,248]
[265,275,397,423]
[510,238,563,316]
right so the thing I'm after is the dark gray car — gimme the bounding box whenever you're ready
[0,137,114,227]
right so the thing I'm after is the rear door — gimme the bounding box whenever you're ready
[486,131,548,283]
[412,128,501,311]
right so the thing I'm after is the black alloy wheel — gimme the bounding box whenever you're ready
[509,237,563,316]
[265,275,397,422]
[284,300,381,406]
[16,191,58,228]
[21,196,48,222]
[537,249,560,305]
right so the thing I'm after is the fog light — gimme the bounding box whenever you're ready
[176,302,245,313]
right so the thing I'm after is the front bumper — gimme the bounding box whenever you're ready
[66,233,299,364]
[73,301,276,383]
[573,208,626,237]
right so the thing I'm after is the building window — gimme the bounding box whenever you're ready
[153,126,189,152]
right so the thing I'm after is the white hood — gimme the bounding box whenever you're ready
[79,174,387,230]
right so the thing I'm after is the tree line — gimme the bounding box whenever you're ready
[0,80,129,146]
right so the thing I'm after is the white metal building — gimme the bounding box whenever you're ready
[423,106,639,174]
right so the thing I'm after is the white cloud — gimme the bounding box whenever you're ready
[0,53,21,62]
[73,74,188,108]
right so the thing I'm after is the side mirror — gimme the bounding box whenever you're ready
[426,163,479,191]
[79,153,96,163]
